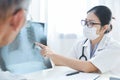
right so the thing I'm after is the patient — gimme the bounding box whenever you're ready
[0,21,52,74]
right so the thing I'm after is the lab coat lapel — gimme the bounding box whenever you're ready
[82,39,91,59]
[93,35,109,56]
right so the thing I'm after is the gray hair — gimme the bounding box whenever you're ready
[0,0,31,20]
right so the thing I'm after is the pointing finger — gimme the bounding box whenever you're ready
[35,42,46,49]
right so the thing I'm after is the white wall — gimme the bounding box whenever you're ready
[28,0,46,23]
[29,0,120,55]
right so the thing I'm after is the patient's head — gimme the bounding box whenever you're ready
[0,0,30,47]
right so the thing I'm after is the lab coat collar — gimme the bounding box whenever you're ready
[82,34,109,49]
[96,34,109,51]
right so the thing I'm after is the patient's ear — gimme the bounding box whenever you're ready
[10,9,26,31]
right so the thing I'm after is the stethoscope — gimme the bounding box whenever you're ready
[79,39,88,61]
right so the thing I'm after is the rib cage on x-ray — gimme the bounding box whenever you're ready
[26,24,36,46]
[8,33,20,52]
[8,22,36,52]
[0,21,52,74]
[7,23,36,52]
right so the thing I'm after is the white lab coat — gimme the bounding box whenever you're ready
[69,35,120,75]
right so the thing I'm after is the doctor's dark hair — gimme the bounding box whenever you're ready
[87,5,113,34]
[0,0,30,21]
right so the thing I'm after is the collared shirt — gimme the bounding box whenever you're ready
[90,42,99,58]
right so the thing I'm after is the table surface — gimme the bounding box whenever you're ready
[23,66,120,80]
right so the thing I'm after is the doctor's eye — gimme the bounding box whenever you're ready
[81,20,101,28]
[88,22,101,27]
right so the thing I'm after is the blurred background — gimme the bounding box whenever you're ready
[29,0,120,56]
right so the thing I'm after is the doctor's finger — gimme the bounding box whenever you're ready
[35,42,46,49]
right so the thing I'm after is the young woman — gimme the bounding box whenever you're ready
[36,5,120,74]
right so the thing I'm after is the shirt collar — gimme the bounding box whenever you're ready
[82,34,109,49]
[97,34,109,50]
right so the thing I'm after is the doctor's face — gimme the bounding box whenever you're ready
[86,12,107,36]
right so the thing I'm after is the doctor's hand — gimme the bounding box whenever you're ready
[35,42,55,58]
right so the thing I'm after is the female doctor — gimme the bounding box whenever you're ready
[36,5,120,74]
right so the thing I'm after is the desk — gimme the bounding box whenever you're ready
[23,66,120,80]
[97,73,120,80]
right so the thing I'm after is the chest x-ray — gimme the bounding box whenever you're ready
[0,21,52,74]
